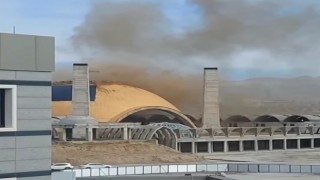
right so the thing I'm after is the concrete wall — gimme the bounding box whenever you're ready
[0,33,54,180]
[0,33,54,71]
[178,137,320,154]
[202,68,220,128]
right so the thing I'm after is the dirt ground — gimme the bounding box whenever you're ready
[52,141,205,166]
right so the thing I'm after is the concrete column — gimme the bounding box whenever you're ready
[297,127,301,135]
[224,141,228,152]
[208,142,212,153]
[254,140,258,151]
[192,142,196,154]
[310,127,314,135]
[284,139,287,150]
[122,127,128,140]
[86,127,93,142]
[311,138,314,149]
[128,128,132,140]
[202,67,220,128]
[297,139,301,149]
[61,128,67,141]
[269,139,273,151]
[239,141,243,152]
[72,63,90,116]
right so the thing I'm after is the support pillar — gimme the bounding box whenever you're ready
[284,139,287,150]
[224,141,228,152]
[311,138,314,149]
[192,142,196,154]
[61,128,67,141]
[239,141,243,152]
[122,127,128,140]
[297,139,301,149]
[254,140,258,151]
[128,128,131,140]
[269,139,273,151]
[208,142,212,153]
[86,127,93,142]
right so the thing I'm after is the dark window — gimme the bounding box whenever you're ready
[287,139,298,149]
[0,89,5,127]
[228,141,240,151]
[212,142,224,152]
[258,140,269,150]
[243,141,255,151]
[314,139,320,148]
[273,140,284,149]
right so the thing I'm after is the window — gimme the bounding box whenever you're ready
[0,89,5,127]
[0,85,17,131]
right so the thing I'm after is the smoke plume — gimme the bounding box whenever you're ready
[68,0,320,116]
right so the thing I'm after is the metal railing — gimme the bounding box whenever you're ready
[62,163,320,177]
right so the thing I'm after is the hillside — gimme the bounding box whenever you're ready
[220,76,320,118]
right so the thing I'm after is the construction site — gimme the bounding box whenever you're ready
[0,32,319,180]
[47,63,320,180]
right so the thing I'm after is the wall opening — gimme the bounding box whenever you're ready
[196,142,208,153]
[258,140,269,150]
[66,128,73,140]
[300,139,311,149]
[0,85,17,132]
[119,108,196,128]
[228,141,240,152]
[272,140,284,150]
[286,139,298,149]
[315,138,320,148]
[180,142,192,153]
[243,140,254,151]
[223,115,251,127]
[212,141,224,152]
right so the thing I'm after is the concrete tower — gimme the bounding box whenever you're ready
[72,63,91,116]
[58,63,97,140]
[202,67,220,128]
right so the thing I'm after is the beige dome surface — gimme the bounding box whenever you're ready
[52,84,196,127]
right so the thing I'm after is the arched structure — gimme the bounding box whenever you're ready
[99,126,177,149]
[254,115,280,122]
[284,115,310,122]
[224,115,251,123]
[52,84,196,128]
[113,106,196,128]
[222,115,251,127]
[299,115,320,122]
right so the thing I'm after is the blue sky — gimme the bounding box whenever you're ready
[1,0,320,80]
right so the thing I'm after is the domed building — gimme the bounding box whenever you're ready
[52,83,196,128]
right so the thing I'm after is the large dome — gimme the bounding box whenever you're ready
[52,84,196,127]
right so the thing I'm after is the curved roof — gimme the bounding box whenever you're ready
[254,115,281,122]
[284,115,310,122]
[224,115,251,122]
[52,84,196,127]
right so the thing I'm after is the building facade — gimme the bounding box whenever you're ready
[0,33,54,179]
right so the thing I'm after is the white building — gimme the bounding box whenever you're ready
[0,33,54,180]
